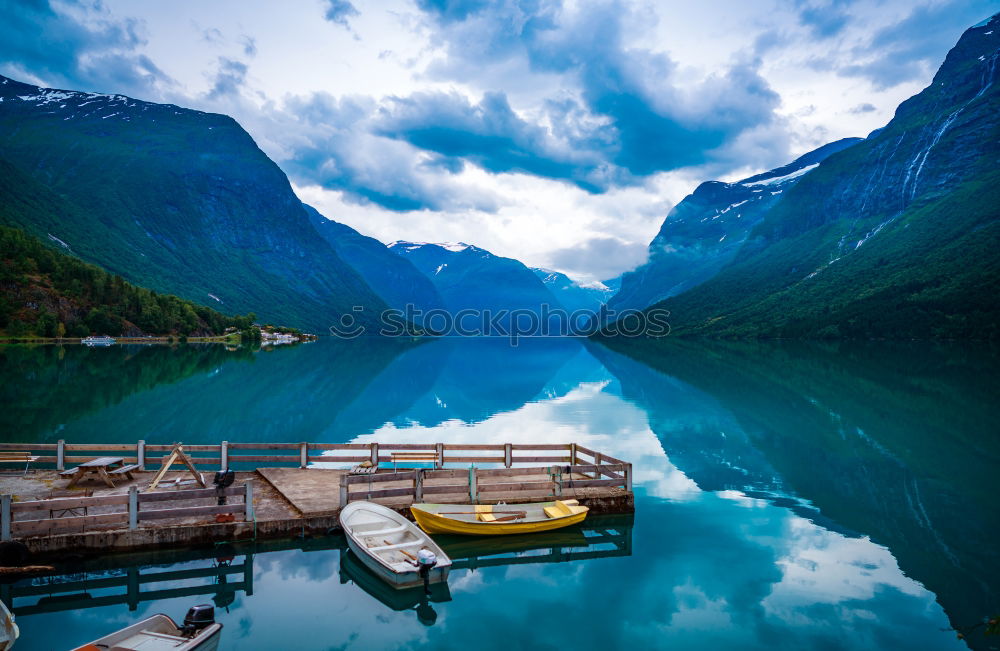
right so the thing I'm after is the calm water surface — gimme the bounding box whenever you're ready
[1,338,997,650]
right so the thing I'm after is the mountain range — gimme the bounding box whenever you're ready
[618,15,1000,339]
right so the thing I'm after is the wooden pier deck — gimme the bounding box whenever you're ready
[0,441,634,560]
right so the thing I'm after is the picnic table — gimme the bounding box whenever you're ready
[61,457,139,488]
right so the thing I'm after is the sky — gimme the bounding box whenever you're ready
[2,0,998,281]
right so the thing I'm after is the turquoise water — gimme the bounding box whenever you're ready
[1,338,997,650]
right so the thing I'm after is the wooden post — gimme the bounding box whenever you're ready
[57,439,65,471]
[414,469,424,502]
[244,481,255,521]
[551,465,562,497]
[137,440,146,471]
[339,474,349,508]
[1,495,10,542]
[220,441,228,472]
[436,442,444,469]
[244,552,254,596]
[299,442,308,469]
[625,463,633,492]
[469,467,478,504]
[129,486,138,530]
[504,443,512,468]
[593,452,602,479]
[126,566,140,611]
[370,442,379,467]
[570,443,577,466]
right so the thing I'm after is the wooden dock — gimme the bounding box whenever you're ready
[0,441,634,559]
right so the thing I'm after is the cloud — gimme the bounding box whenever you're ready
[324,0,359,28]
[796,1,852,39]
[848,102,877,114]
[547,236,648,280]
[0,0,171,97]
[240,35,258,57]
[278,92,500,212]
[206,57,248,100]
[408,0,784,182]
[836,0,995,89]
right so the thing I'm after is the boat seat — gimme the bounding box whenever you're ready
[475,504,498,522]
[358,523,408,537]
[544,500,587,519]
[368,540,423,552]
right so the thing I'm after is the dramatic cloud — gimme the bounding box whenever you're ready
[324,0,359,28]
[206,57,248,100]
[547,236,649,281]
[0,0,171,97]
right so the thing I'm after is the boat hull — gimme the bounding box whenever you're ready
[411,502,588,536]
[345,535,450,589]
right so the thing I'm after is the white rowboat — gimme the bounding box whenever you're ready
[71,605,221,651]
[339,501,452,590]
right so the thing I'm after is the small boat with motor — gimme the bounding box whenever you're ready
[81,335,116,346]
[0,597,17,651]
[410,499,589,536]
[71,604,222,651]
[339,501,451,590]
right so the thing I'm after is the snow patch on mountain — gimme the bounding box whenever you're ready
[743,163,819,187]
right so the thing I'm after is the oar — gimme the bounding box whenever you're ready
[385,540,418,561]
[438,510,527,516]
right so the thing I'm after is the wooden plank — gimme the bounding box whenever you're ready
[441,444,505,451]
[144,445,219,452]
[565,463,627,474]
[511,456,571,463]
[305,455,369,464]
[226,443,297,450]
[563,478,621,488]
[138,504,245,521]
[477,481,555,493]
[345,472,417,485]
[573,445,597,458]
[309,443,370,450]
[466,467,547,478]
[441,456,507,464]
[347,487,415,500]
[64,444,134,451]
[0,444,58,451]
[138,486,244,503]
[378,444,438,450]
[12,494,129,513]
[223,455,299,463]
[420,484,468,495]
[598,454,627,465]
[510,444,571,450]
[144,457,221,467]
[422,469,467,480]
[62,456,138,464]
[13,512,128,536]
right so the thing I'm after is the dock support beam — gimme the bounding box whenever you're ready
[551,465,562,497]
[1,495,10,542]
[370,443,379,467]
[593,452,602,479]
[414,469,424,502]
[339,475,348,508]
[570,443,577,466]
[299,442,308,469]
[244,482,254,522]
[625,463,633,492]
[436,443,444,469]
[220,441,228,472]
[137,440,145,471]
[504,443,512,468]
[57,439,65,471]
[469,467,478,504]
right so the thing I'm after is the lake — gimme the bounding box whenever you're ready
[1,337,997,650]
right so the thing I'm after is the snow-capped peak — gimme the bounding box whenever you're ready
[742,163,820,187]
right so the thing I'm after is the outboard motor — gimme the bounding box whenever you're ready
[214,469,235,505]
[416,548,437,595]
[180,604,215,637]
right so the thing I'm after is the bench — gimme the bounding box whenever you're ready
[108,464,140,481]
[390,451,438,471]
[0,452,40,475]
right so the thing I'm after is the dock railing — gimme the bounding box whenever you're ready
[1,483,253,541]
[0,441,628,474]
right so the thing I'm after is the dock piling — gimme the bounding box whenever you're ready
[244,482,254,522]
[129,486,138,530]
[56,439,65,471]
[1,495,10,542]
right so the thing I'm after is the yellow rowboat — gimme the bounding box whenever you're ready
[410,500,589,536]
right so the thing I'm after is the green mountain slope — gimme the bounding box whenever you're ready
[0,225,257,337]
[0,75,389,332]
[635,16,1000,339]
